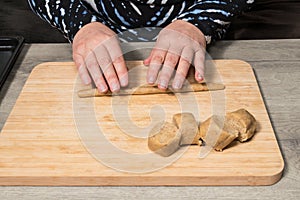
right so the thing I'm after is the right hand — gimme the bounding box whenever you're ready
[72,22,128,93]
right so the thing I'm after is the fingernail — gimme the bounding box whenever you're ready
[159,79,168,88]
[197,74,203,81]
[172,80,182,89]
[120,77,128,87]
[148,76,155,84]
[99,84,107,93]
[143,59,150,66]
[111,83,120,92]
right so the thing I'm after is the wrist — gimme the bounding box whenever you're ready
[171,19,207,47]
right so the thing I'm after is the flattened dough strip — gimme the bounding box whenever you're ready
[77,83,225,98]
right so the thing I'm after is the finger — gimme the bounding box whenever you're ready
[172,47,194,89]
[85,51,108,92]
[73,53,91,85]
[102,35,123,62]
[180,46,194,64]
[146,33,170,83]
[143,54,152,66]
[78,64,92,85]
[112,55,128,87]
[147,48,167,84]
[193,49,205,82]
[143,33,169,67]
[103,38,128,87]
[172,58,190,89]
[158,52,180,89]
[95,47,120,92]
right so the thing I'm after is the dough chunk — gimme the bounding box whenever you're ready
[148,121,181,157]
[225,109,257,142]
[173,113,201,145]
[199,109,257,151]
[199,115,238,151]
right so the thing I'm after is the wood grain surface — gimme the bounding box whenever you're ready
[0,40,299,199]
[0,60,284,186]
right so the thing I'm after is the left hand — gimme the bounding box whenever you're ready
[144,20,206,89]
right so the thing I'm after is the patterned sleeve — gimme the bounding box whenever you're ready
[27,0,106,42]
[176,0,254,44]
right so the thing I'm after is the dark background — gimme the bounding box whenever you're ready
[1,0,299,43]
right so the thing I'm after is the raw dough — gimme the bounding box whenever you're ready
[225,109,257,142]
[148,121,181,157]
[199,115,238,151]
[173,113,201,145]
[78,83,225,97]
[148,109,256,155]
[199,109,257,151]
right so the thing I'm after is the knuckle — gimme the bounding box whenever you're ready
[152,55,164,63]
[116,67,127,76]
[104,73,117,82]
[182,56,192,64]
[98,57,111,67]
[176,63,190,77]
[74,42,86,54]
[85,61,98,70]
[160,68,173,79]
[113,56,124,64]
[162,65,174,74]
[147,68,159,78]
[180,58,191,66]
[166,55,178,66]
[94,76,104,85]
[176,68,188,78]
[149,61,162,71]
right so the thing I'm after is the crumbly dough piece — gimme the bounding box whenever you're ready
[173,113,201,145]
[199,115,238,151]
[148,121,181,157]
[199,109,257,151]
[225,109,257,142]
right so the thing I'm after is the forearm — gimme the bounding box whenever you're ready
[176,0,254,44]
[27,0,106,42]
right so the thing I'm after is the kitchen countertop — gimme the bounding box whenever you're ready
[0,40,299,199]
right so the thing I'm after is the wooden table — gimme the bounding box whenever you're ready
[0,40,299,199]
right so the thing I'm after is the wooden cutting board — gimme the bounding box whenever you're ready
[0,60,284,186]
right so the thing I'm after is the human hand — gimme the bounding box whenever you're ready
[73,22,128,93]
[144,20,206,89]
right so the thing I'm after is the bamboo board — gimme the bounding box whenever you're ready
[0,60,284,185]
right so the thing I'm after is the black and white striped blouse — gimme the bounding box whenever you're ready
[28,0,254,43]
